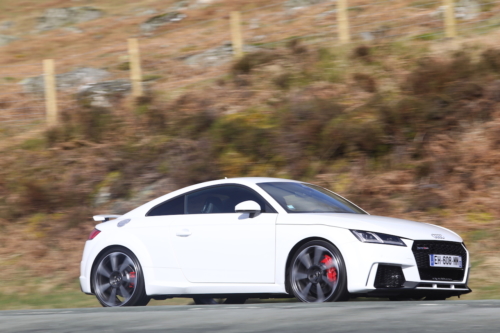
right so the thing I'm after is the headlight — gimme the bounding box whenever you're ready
[351,230,406,247]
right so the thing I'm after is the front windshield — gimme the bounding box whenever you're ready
[258,182,366,214]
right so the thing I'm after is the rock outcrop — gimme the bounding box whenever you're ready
[0,35,17,47]
[140,12,186,33]
[36,7,104,32]
[431,0,481,20]
[456,0,481,20]
[21,68,132,108]
[184,42,258,67]
[77,80,132,108]
[20,67,110,94]
[284,0,332,9]
[0,21,14,30]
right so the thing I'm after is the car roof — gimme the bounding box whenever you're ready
[169,177,300,196]
[124,177,300,218]
[217,177,299,184]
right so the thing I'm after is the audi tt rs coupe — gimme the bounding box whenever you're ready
[80,177,471,306]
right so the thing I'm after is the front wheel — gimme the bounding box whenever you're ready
[92,247,150,307]
[288,240,349,303]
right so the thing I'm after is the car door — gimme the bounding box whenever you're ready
[171,184,278,284]
[132,195,185,275]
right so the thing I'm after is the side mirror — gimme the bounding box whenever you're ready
[235,200,261,218]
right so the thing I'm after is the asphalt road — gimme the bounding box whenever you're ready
[1,300,499,333]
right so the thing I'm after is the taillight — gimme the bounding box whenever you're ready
[88,229,101,240]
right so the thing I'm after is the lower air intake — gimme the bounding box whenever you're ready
[374,265,406,288]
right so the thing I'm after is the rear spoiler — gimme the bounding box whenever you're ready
[93,215,122,222]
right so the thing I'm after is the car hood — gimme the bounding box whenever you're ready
[280,213,462,242]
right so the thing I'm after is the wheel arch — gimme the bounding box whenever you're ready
[89,244,141,294]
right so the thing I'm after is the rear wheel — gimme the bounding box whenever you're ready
[92,247,150,307]
[288,240,349,303]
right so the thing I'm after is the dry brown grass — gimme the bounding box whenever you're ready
[0,0,499,127]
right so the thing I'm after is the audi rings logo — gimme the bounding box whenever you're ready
[431,234,445,239]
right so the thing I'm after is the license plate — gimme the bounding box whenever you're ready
[429,254,462,268]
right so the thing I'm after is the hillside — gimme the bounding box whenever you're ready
[1,0,500,127]
[1,0,500,309]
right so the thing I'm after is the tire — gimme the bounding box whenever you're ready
[287,240,349,303]
[92,247,150,307]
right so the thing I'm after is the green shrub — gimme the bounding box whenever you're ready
[231,51,279,75]
[136,95,166,134]
[142,74,162,82]
[279,98,344,153]
[353,73,377,93]
[480,48,500,72]
[164,138,220,187]
[210,111,276,159]
[167,108,216,139]
[404,52,475,95]
[414,32,440,41]
[116,62,130,71]
[287,39,308,55]
[322,114,386,158]
[394,96,429,123]
[273,73,292,90]
[20,138,46,151]
[352,45,371,63]
[444,81,484,100]
[315,48,344,83]
[73,107,116,143]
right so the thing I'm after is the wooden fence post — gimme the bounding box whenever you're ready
[43,59,58,127]
[444,0,457,38]
[337,0,351,44]
[230,11,244,59]
[128,38,143,97]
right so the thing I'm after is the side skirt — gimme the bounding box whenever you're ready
[151,293,293,300]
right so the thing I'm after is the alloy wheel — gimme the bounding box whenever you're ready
[291,245,340,302]
[94,252,138,307]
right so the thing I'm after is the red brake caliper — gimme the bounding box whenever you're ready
[320,255,337,282]
[128,272,136,288]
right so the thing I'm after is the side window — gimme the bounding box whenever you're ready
[186,185,275,214]
[147,195,185,216]
[186,187,229,214]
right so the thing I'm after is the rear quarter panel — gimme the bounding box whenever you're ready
[80,220,156,294]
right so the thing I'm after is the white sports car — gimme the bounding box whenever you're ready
[80,177,471,306]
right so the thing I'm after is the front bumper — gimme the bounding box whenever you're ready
[342,238,471,297]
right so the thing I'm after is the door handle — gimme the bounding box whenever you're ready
[176,228,192,237]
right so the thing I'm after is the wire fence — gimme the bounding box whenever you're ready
[1,0,500,130]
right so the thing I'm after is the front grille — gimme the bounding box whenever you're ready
[374,265,406,288]
[412,241,467,281]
